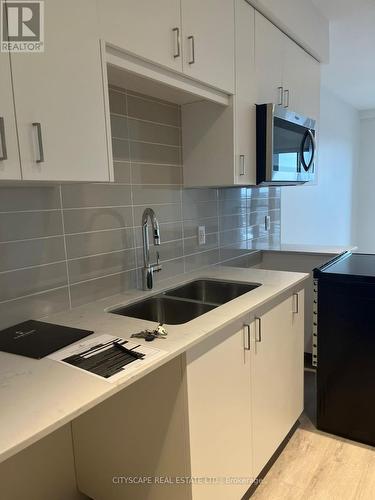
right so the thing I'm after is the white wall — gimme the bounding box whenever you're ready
[281,86,359,246]
[352,111,375,252]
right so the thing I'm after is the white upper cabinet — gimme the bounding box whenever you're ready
[181,0,235,93]
[97,0,182,72]
[283,36,321,120]
[234,0,256,184]
[10,0,112,182]
[255,12,284,107]
[255,11,320,120]
[0,53,21,180]
[182,0,255,187]
[98,0,235,94]
[183,7,321,188]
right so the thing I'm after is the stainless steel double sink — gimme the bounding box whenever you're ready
[110,279,261,325]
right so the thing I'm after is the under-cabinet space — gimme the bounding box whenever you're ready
[0,425,85,500]
[73,356,191,500]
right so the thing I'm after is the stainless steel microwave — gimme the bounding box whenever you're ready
[256,103,317,185]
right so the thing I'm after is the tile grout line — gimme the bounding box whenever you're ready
[68,247,137,263]
[113,160,183,168]
[125,88,140,290]
[0,284,71,306]
[59,185,72,310]
[179,104,186,275]
[112,136,181,149]
[0,234,63,245]
[0,259,68,275]
[0,208,61,215]
[110,112,182,130]
[110,86,181,111]
[217,188,222,263]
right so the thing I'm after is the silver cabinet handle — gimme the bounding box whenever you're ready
[244,324,251,351]
[255,317,262,342]
[283,89,290,108]
[277,86,283,106]
[188,35,195,64]
[0,117,8,161]
[239,154,245,176]
[172,27,180,58]
[293,293,299,314]
[32,122,45,163]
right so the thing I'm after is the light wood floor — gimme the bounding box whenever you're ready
[252,373,375,500]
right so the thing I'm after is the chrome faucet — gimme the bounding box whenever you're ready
[142,208,162,290]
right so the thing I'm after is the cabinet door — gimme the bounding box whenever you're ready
[97,0,182,72]
[181,0,235,93]
[186,318,253,500]
[283,38,320,119]
[251,291,304,477]
[255,12,284,106]
[234,0,256,185]
[10,0,111,182]
[0,52,21,180]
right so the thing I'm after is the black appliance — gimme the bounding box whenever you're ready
[314,252,375,446]
[256,103,316,185]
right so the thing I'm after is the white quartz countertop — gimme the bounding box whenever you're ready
[261,244,356,255]
[0,265,308,464]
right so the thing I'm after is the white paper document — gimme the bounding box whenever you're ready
[48,334,166,382]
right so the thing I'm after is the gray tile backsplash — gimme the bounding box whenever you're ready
[0,86,280,329]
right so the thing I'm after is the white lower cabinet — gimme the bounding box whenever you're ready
[251,290,305,476]
[72,291,304,499]
[186,290,305,496]
[185,317,253,500]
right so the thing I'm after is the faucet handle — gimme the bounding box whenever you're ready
[146,269,153,289]
[154,229,161,245]
[154,251,162,272]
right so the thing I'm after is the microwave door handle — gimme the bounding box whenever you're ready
[300,129,316,172]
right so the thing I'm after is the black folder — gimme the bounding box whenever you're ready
[0,320,93,359]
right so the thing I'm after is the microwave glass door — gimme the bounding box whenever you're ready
[273,117,315,182]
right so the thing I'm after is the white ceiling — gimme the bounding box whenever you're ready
[312,0,375,110]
